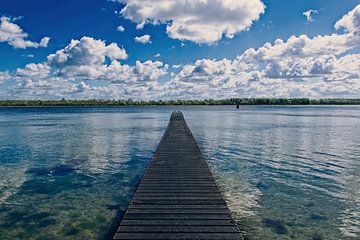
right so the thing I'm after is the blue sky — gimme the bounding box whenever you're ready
[0,0,359,99]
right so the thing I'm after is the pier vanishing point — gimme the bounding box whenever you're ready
[113,111,243,240]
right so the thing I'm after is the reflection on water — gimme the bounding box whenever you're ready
[0,107,168,239]
[184,106,360,240]
[0,106,359,239]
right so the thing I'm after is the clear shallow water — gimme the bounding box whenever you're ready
[0,106,359,239]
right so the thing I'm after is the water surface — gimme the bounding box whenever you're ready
[0,106,359,239]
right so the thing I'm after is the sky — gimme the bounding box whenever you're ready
[0,0,359,100]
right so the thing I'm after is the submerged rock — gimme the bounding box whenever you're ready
[256,181,270,190]
[262,218,288,234]
[107,204,120,211]
[312,233,324,240]
[27,164,75,177]
[310,213,328,221]
[38,218,57,228]
[305,201,316,207]
[3,210,53,228]
[63,224,80,236]
[49,164,74,176]
[30,211,51,220]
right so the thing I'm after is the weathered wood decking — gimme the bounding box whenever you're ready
[114,111,243,240]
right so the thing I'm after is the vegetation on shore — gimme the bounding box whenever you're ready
[1,98,360,106]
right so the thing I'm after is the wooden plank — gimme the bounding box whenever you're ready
[113,111,243,240]
[120,219,236,226]
[114,232,243,240]
[122,214,233,220]
[128,205,228,209]
[117,225,239,233]
[133,193,222,197]
[126,209,230,214]
[130,200,227,205]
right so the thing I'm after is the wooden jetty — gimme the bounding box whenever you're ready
[114,111,243,240]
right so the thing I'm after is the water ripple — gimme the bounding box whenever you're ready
[0,106,359,239]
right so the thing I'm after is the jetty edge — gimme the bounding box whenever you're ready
[113,111,243,240]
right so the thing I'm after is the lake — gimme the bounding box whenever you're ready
[0,106,359,239]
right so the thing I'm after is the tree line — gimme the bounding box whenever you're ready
[1,98,360,106]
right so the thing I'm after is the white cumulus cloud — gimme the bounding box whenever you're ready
[1,35,169,99]
[47,36,128,79]
[2,4,360,100]
[118,0,265,44]
[166,4,360,99]
[105,60,168,83]
[117,25,125,32]
[335,4,360,33]
[134,34,151,44]
[0,16,50,49]
[16,63,51,78]
[0,71,10,84]
[303,10,318,22]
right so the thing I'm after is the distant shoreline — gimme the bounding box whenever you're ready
[1,98,360,106]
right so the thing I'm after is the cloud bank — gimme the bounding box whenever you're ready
[1,4,360,99]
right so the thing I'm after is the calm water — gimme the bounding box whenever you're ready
[0,106,359,239]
